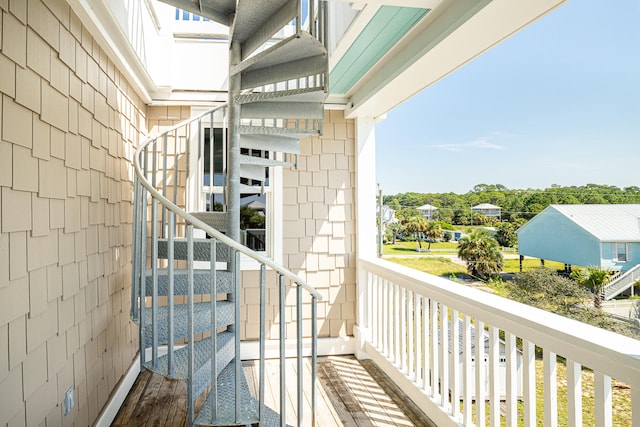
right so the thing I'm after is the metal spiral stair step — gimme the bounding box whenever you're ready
[189,212,231,234]
[233,0,297,60]
[240,154,294,168]
[158,238,232,262]
[142,301,234,346]
[236,87,326,105]
[143,331,235,398]
[145,269,234,296]
[194,363,285,427]
[239,124,320,139]
[241,134,300,155]
[232,32,327,90]
[241,101,324,120]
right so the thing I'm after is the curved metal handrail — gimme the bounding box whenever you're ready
[134,103,322,300]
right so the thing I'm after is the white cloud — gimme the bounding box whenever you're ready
[431,137,504,152]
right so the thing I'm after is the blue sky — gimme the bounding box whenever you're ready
[376,0,640,195]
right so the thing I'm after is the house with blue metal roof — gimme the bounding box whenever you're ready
[517,204,640,272]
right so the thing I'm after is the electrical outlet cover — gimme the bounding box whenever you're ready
[64,387,74,415]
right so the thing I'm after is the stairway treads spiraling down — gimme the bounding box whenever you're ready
[142,301,234,346]
[138,0,328,424]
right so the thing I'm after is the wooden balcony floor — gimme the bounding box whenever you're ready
[113,355,434,426]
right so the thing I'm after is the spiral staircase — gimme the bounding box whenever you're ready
[130,1,328,425]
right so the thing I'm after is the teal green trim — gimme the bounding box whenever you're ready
[330,6,429,95]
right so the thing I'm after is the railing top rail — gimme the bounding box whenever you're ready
[135,104,322,300]
[360,256,640,384]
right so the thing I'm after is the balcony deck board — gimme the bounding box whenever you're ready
[113,355,433,426]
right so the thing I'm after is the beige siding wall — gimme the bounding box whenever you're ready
[0,1,145,426]
[265,110,357,340]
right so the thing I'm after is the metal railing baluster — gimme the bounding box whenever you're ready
[279,274,286,427]
[167,212,175,375]
[233,251,241,422]
[161,134,168,237]
[130,177,141,322]
[187,225,195,426]
[259,264,266,424]
[297,284,303,426]
[151,142,159,368]
[211,238,218,421]
[311,295,318,427]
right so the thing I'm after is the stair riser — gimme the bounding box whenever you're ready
[145,271,233,296]
[158,240,232,262]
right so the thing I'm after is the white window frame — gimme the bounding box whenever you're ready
[188,108,282,268]
[613,242,630,263]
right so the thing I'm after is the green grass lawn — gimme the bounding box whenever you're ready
[502,258,566,273]
[387,256,471,280]
[383,240,459,255]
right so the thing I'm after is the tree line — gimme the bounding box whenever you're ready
[384,183,640,224]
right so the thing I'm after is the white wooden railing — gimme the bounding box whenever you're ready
[356,257,640,427]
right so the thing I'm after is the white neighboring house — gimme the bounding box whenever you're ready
[417,204,439,220]
[472,203,502,220]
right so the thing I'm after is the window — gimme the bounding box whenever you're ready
[175,8,209,21]
[613,243,629,262]
[200,127,271,254]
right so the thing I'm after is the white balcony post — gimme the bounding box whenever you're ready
[354,116,376,359]
[567,359,582,427]
[544,350,558,427]
[594,372,612,427]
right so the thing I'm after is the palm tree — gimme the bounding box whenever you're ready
[457,228,504,278]
[404,217,428,250]
[424,221,443,251]
[571,267,611,310]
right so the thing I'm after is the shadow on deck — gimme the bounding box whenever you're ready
[112,355,435,426]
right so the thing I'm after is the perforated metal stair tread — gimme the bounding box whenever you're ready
[239,124,320,139]
[189,212,230,233]
[236,87,326,105]
[232,32,325,76]
[240,134,300,154]
[143,331,234,381]
[158,238,232,262]
[142,301,234,346]
[194,363,285,426]
[145,269,233,296]
[232,0,295,59]
[157,0,235,26]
